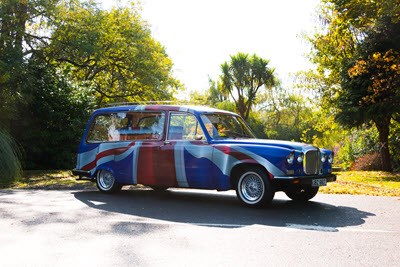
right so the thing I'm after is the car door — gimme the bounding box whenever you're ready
[158,112,217,189]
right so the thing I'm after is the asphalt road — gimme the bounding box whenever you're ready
[1,187,399,266]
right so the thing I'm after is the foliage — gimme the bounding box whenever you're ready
[47,1,179,105]
[307,0,400,171]
[319,171,400,196]
[220,52,275,121]
[259,88,312,141]
[0,0,179,170]
[246,112,267,139]
[389,120,400,171]
[0,0,60,127]
[256,87,341,146]
[350,152,382,171]
[11,59,94,169]
[189,78,229,106]
[5,170,94,189]
[0,128,22,185]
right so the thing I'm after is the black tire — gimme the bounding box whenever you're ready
[285,186,319,201]
[96,170,122,193]
[235,167,275,208]
[149,186,169,192]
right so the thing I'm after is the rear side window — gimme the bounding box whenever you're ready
[86,111,165,142]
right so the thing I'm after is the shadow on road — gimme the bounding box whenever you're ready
[74,187,375,231]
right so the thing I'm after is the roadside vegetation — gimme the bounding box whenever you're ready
[0,130,22,185]
[0,0,399,189]
[1,170,94,190]
[320,172,400,197]
[2,170,399,197]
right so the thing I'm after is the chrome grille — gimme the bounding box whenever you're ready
[304,149,320,175]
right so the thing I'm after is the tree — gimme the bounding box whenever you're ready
[47,2,179,105]
[220,52,275,121]
[11,58,93,169]
[0,0,59,127]
[207,78,228,106]
[307,0,400,171]
[0,0,179,169]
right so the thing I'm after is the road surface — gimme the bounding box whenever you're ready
[1,188,399,266]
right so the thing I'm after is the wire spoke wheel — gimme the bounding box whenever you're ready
[236,168,274,207]
[96,170,122,193]
[240,173,264,202]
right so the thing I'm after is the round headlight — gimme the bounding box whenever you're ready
[328,153,334,164]
[321,153,327,163]
[297,153,304,163]
[287,151,295,164]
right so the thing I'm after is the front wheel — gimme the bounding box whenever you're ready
[285,186,319,201]
[96,170,122,193]
[235,167,275,208]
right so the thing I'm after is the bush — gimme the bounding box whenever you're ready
[0,129,22,185]
[10,59,94,169]
[350,152,383,171]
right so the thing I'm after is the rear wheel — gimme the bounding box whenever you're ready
[235,167,275,208]
[149,186,169,192]
[96,170,122,193]
[285,186,319,201]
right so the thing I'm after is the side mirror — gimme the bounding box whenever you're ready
[195,135,203,141]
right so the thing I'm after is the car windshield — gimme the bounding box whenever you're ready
[200,113,255,139]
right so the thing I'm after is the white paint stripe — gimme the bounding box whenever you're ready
[114,145,136,161]
[88,200,107,206]
[132,141,142,184]
[78,147,99,168]
[174,142,189,187]
[106,219,398,233]
[211,148,240,176]
[233,146,285,176]
[286,223,337,232]
[286,223,396,233]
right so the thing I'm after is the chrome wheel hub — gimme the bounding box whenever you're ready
[240,173,264,202]
[98,170,114,190]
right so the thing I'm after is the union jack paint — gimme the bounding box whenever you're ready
[72,105,336,206]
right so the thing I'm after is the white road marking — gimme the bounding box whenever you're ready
[106,219,398,233]
[88,200,107,206]
[286,223,337,232]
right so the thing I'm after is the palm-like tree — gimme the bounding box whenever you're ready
[220,52,275,120]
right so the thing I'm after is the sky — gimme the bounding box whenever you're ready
[102,0,320,94]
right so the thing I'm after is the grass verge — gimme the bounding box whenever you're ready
[319,171,400,196]
[0,170,95,190]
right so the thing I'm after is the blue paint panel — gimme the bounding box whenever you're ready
[183,149,231,190]
[94,152,133,184]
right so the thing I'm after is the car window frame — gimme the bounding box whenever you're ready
[166,112,206,141]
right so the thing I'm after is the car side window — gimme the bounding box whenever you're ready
[168,113,205,140]
[86,111,165,142]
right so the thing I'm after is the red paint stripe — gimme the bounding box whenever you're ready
[214,146,255,161]
[136,145,158,185]
[157,142,178,187]
[81,142,136,171]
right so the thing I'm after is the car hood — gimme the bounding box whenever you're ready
[211,138,317,151]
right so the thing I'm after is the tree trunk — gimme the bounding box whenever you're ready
[237,95,246,120]
[15,0,28,63]
[374,118,392,171]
